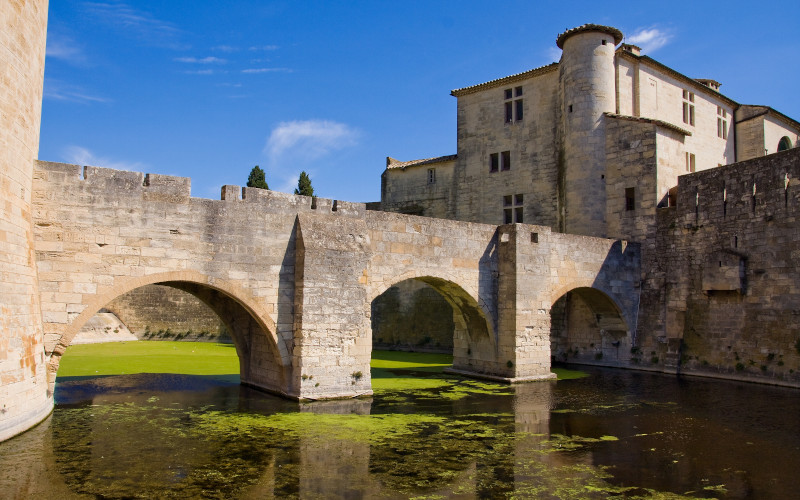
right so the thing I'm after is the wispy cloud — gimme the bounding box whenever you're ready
[44,79,108,104]
[175,56,226,64]
[213,45,239,53]
[46,33,86,65]
[265,119,359,167]
[184,69,218,75]
[545,46,562,62]
[249,45,279,51]
[63,145,146,171]
[242,67,292,74]
[627,26,672,53]
[83,2,184,48]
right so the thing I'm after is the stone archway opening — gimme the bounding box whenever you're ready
[550,287,631,366]
[778,136,793,152]
[370,276,495,372]
[52,280,289,398]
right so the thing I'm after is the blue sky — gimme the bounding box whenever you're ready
[41,1,800,203]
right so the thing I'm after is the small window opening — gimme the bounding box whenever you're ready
[505,101,513,123]
[734,235,738,248]
[568,104,573,113]
[515,86,523,97]
[503,195,512,206]
[311,197,318,209]
[332,200,338,212]
[778,136,792,152]
[531,232,538,243]
[490,153,499,172]
[625,187,635,211]
[601,39,607,45]
[504,88,513,100]
[427,168,436,184]
[501,151,511,171]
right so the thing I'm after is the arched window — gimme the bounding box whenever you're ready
[778,136,793,152]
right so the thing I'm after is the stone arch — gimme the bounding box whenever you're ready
[778,136,793,152]
[48,270,291,396]
[548,282,631,366]
[369,271,496,371]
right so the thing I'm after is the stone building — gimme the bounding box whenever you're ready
[381,24,800,243]
[380,24,800,379]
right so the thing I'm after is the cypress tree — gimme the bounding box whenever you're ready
[246,165,269,190]
[294,171,314,196]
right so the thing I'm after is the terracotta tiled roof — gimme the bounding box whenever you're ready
[386,154,457,170]
[556,24,623,49]
[450,63,558,97]
[604,113,693,136]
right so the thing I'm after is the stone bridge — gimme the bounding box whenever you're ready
[33,160,640,399]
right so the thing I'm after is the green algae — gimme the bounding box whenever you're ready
[552,366,590,379]
[57,341,239,378]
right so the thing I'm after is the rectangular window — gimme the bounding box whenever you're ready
[682,90,695,126]
[490,153,499,172]
[717,106,728,139]
[504,87,523,122]
[685,152,696,172]
[625,187,635,211]
[427,168,436,184]
[503,193,524,223]
[501,151,511,171]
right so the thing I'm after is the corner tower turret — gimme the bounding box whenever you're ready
[0,0,52,441]
[557,24,622,237]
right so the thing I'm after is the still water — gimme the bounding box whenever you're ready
[1,359,799,499]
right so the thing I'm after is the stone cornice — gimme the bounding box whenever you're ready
[604,113,693,136]
[386,154,457,170]
[450,63,558,97]
[556,24,623,49]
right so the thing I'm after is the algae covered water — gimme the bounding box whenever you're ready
[1,347,800,498]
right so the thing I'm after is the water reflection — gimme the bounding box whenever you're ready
[1,368,799,498]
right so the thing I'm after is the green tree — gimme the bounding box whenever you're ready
[294,171,314,197]
[246,165,269,190]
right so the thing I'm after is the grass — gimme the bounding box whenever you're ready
[57,341,587,383]
[57,341,239,378]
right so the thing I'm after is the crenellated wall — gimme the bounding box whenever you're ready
[637,147,800,384]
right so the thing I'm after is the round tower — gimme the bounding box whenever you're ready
[557,24,622,237]
[0,0,52,441]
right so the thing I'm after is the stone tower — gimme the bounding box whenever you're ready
[557,24,622,237]
[0,0,52,441]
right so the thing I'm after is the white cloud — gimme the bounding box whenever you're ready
[265,119,359,169]
[46,33,86,65]
[627,27,672,53]
[242,67,292,74]
[184,69,217,75]
[44,79,108,104]
[63,145,147,171]
[175,56,226,64]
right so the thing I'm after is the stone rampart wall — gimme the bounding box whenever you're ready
[643,147,800,384]
[104,284,229,342]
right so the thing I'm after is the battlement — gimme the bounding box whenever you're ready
[34,161,365,217]
[671,147,800,224]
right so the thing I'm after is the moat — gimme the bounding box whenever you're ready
[1,349,799,499]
